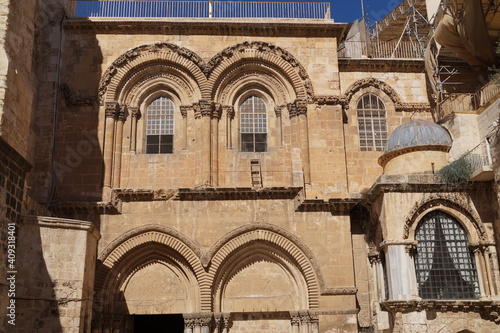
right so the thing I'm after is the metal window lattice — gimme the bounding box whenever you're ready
[146,97,174,135]
[415,211,480,300]
[357,94,387,151]
[240,95,267,152]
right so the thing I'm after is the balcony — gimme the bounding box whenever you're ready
[337,41,424,59]
[463,139,494,181]
[436,79,500,120]
[73,0,331,19]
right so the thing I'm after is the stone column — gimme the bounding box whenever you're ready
[369,252,384,301]
[103,101,118,196]
[184,317,195,333]
[180,105,190,150]
[472,244,488,297]
[310,312,319,333]
[290,312,300,333]
[222,313,231,333]
[296,99,311,184]
[211,104,222,186]
[382,241,418,300]
[299,311,311,333]
[129,106,141,153]
[274,105,284,147]
[200,315,212,333]
[223,106,235,149]
[288,99,311,184]
[198,100,214,185]
[112,105,127,188]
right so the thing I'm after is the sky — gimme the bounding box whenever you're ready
[330,0,404,23]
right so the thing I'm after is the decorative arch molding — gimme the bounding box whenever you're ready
[343,77,401,107]
[215,64,294,106]
[342,77,431,112]
[98,43,207,104]
[204,223,324,309]
[403,196,488,242]
[206,41,314,101]
[95,225,210,312]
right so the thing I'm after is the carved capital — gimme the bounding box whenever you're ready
[104,100,118,118]
[299,311,311,324]
[223,105,235,119]
[274,105,284,117]
[185,318,195,329]
[212,103,222,119]
[405,243,417,257]
[287,102,298,118]
[288,99,308,118]
[180,105,191,118]
[368,252,382,265]
[290,315,301,326]
[199,99,215,117]
[117,105,128,122]
[129,106,141,120]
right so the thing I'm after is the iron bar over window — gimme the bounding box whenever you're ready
[415,211,480,300]
[240,95,267,152]
[357,93,387,151]
[146,96,174,154]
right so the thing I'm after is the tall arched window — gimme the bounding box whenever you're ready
[145,96,174,154]
[415,211,480,299]
[240,95,267,152]
[357,93,387,151]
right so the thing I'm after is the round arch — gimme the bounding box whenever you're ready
[206,41,313,101]
[98,43,207,105]
[342,77,401,108]
[205,223,324,310]
[94,225,209,313]
[403,197,488,243]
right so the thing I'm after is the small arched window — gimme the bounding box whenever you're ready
[145,96,174,154]
[240,95,267,152]
[414,211,480,299]
[357,93,387,151]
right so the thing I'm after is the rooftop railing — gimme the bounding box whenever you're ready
[337,41,425,59]
[74,1,331,19]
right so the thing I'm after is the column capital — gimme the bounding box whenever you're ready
[129,106,141,119]
[104,100,118,118]
[180,105,192,118]
[223,105,235,119]
[117,104,128,122]
[287,99,308,118]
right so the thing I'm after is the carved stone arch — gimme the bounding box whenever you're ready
[342,77,401,108]
[206,41,313,101]
[121,64,200,106]
[98,43,208,104]
[215,64,294,106]
[403,196,488,242]
[94,225,210,313]
[205,223,324,310]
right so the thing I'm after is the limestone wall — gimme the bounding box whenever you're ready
[16,216,99,333]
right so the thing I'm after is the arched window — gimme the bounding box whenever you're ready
[357,93,387,151]
[240,95,267,152]
[145,96,174,154]
[415,211,480,299]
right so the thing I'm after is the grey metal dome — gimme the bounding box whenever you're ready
[384,119,452,154]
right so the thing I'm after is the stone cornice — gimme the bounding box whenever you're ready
[378,144,450,167]
[380,300,500,323]
[321,287,358,296]
[49,200,121,217]
[361,174,482,205]
[176,187,303,201]
[296,198,360,213]
[338,58,424,72]
[64,19,346,39]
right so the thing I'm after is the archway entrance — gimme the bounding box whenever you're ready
[133,314,184,333]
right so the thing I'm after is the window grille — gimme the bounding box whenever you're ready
[415,211,480,300]
[357,93,387,151]
[146,96,174,154]
[240,95,267,152]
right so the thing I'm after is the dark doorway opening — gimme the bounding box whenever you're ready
[133,314,184,333]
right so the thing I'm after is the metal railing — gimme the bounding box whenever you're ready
[337,41,424,59]
[463,139,493,171]
[74,1,331,19]
[436,80,500,120]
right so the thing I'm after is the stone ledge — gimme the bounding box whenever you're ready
[380,300,500,323]
[338,58,424,72]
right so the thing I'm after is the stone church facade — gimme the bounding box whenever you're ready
[0,0,499,332]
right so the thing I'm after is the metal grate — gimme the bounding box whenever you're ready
[146,96,174,154]
[240,95,267,152]
[415,211,480,300]
[357,93,387,152]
